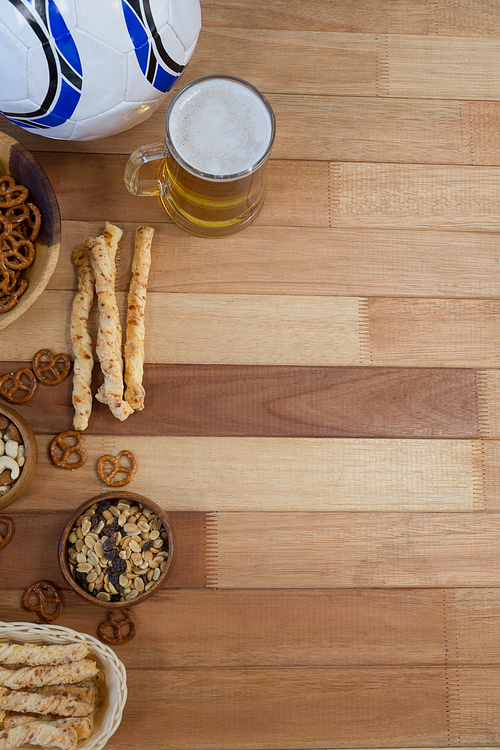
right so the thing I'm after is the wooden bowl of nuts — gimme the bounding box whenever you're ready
[0,130,61,331]
[0,403,38,509]
[58,491,174,608]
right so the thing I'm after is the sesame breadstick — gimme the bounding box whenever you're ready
[124,225,154,410]
[0,722,77,750]
[86,226,133,422]
[0,660,99,689]
[95,221,123,404]
[0,643,89,667]
[71,247,95,431]
[0,688,92,717]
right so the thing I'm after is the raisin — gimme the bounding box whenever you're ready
[103,547,118,560]
[97,499,112,512]
[91,513,102,530]
[101,522,117,536]
[142,540,153,552]
[110,594,121,602]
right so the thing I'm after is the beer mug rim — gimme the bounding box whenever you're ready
[164,74,276,182]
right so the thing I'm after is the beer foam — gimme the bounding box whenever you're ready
[168,78,274,176]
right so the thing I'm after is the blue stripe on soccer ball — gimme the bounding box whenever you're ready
[121,0,185,93]
[2,0,82,129]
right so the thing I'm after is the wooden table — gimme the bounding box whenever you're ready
[2,1,500,747]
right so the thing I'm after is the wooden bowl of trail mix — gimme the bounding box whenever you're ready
[58,492,174,608]
[0,403,38,510]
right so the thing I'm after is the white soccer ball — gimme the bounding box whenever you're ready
[0,0,201,141]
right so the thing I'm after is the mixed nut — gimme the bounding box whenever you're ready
[0,415,26,496]
[66,498,169,602]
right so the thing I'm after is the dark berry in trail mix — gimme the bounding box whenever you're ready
[66,498,169,602]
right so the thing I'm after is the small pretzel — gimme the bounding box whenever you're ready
[3,203,30,228]
[0,176,29,208]
[1,233,35,270]
[0,516,14,550]
[97,608,137,645]
[25,203,42,241]
[0,367,37,403]
[22,580,63,622]
[32,349,72,386]
[0,278,28,312]
[96,450,137,487]
[49,430,86,469]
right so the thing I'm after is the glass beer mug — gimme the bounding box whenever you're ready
[124,75,276,237]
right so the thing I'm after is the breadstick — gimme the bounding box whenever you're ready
[95,221,123,404]
[0,689,92,717]
[71,247,95,431]
[0,722,77,750]
[124,225,153,410]
[86,228,133,421]
[0,643,89,667]
[0,660,99,689]
[53,716,93,741]
[37,684,95,707]
[3,714,46,729]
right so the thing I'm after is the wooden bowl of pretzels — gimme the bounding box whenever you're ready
[0,131,61,332]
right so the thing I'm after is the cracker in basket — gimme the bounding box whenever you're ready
[0,660,99,689]
[0,689,92,717]
[0,721,77,750]
[0,644,89,668]
[3,716,93,742]
[86,225,133,422]
[71,247,95,432]
[124,225,153,411]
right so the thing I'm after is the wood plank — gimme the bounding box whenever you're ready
[447,589,500,666]
[6,588,500,670]
[0,291,364,365]
[386,35,500,100]
[0,512,207,590]
[201,0,433,34]
[368,298,500,368]
[270,94,469,164]
[10,435,485,514]
[53,221,500,299]
[6,97,500,166]
[207,512,500,588]
[0,588,451,668]
[34,153,329,226]
[201,0,500,38]
[0,362,479,438]
[6,290,500,369]
[330,162,500,230]
[112,667,448,749]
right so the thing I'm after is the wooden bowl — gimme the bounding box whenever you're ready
[59,491,175,608]
[0,131,61,332]
[0,403,38,510]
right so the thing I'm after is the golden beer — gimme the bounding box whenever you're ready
[125,75,276,237]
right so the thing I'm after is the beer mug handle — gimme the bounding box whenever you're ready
[124,142,168,197]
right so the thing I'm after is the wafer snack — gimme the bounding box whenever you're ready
[0,660,99,689]
[0,644,89,669]
[0,689,93,718]
[124,225,153,410]
[86,227,133,422]
[0,722,77,750]
[70,248,95,431]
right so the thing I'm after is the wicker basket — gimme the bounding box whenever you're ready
[0,621,127,750]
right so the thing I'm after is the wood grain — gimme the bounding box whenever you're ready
[51,221,500,299]
[206,512,500,588]
[7,435,487,513]
[0,362,479,438]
